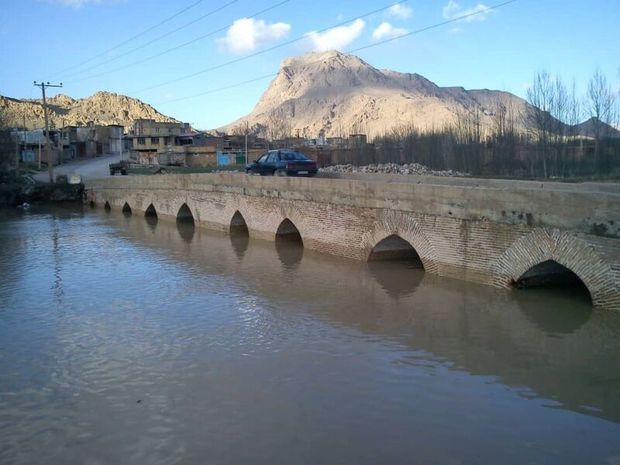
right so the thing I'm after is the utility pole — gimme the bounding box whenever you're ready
[34,81,63,183]
[14,129,19,174]
[244,120,249,166]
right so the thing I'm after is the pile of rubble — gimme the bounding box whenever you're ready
[319,163,466,177]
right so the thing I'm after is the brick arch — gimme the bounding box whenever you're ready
[133,196,159,215]
[362,210,440,274]
[274,206,307,243]
[144,202,158,217]
[221,197,256,234]
[175,202,195,223]
[490,228,616,308]
[229,210,249,232]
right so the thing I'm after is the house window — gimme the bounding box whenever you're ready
[151,137,159,145]
[137,137,145,145]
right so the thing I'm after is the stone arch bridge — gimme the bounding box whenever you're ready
[84,173,620,311]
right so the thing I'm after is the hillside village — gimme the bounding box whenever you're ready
[9,117,378,170]
[3,52,619,177]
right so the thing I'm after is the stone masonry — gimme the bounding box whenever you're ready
[84,173,620,311]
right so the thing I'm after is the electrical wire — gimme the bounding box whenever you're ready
[61,0,240,81]
[53,0,208,79]
[130,0,409,95]
[65,0,293,85]
[153,0,517,106]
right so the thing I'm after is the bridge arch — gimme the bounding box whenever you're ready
[104,201,111,211]
[145,203,158,218]
[368,234,424,267]
[491,228,616,308]
[176,203,194,224]
[362,210,439,273]
[230,210,249,235]
[276,218,303,246]
[122,202,132,215]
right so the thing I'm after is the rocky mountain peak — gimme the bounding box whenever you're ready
[281,50,369,70]
[224,51,541,138]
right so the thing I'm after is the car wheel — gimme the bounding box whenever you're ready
[275,169,287,177]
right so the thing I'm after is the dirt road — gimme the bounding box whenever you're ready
[34,154,120,182]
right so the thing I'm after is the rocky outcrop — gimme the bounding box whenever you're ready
[0,91,177,130]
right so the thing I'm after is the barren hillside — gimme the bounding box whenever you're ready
[223,51,541,138]
[0,91,177,130]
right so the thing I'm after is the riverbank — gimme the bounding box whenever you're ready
[0,174,83,208]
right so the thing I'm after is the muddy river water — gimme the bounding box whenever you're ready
[1,205,619,465]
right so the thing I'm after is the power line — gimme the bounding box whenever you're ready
[66,0,292,85]
[62,0,240,81]
[157,73,278,104]
[33,81,63,183]
[351,0,518,54]
[130,0,409,95]
[153,0,518,106]
[53,0,207,79]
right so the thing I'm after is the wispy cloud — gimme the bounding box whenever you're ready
[51,0,126,8]
[53,0,101,7]
[442,0,495,22]
[372,22,408,41]
[304,19,365,52]
[217,18,291,54]
[387,4,413,19]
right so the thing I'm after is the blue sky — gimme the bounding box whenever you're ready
[1,0,618,129]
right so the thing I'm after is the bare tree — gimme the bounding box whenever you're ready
[586,70,616,172]
[264,112,291,144]
[526,70,561,177]
[490,95,519,175]
[229,124,246,136]
[587,70,615,131]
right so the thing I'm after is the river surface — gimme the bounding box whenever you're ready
[1,205,620,465]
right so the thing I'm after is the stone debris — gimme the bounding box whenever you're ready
[319,163,467,177]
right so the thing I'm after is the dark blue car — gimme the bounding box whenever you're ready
[246,149,318,177]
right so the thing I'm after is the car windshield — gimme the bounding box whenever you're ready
[279,151,308,161]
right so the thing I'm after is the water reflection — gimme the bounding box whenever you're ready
[515,287,593,335]
[366,260,424,298]
[176,221,195,243]
[229,233,249,259]
[275,240,304,269]
[2,208,619,465]
[145,214,158,231]
[101,210,619,423]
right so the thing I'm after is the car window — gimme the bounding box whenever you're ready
[266,153,278,163]
[257,153,268,163]
[280,151,307,161]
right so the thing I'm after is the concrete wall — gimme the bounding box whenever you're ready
[84,173,620,311]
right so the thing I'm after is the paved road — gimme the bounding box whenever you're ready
[34,154,120,182]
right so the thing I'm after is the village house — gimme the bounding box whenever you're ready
[129,119,192,165]
[128,120,270,168]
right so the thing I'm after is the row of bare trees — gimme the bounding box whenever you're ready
[369,69,620,178]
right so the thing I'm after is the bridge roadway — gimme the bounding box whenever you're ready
[84,173,620,311]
